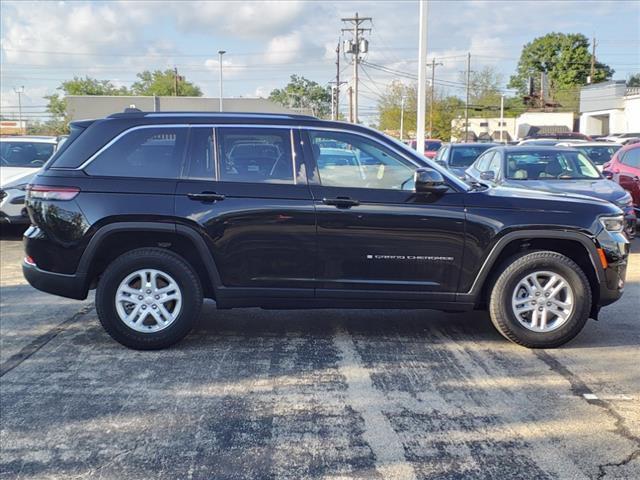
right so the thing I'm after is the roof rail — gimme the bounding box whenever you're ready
[107,111,317,120]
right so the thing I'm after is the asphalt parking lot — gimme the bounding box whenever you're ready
[0,225,638,480]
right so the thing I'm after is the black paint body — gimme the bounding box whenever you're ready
[22,112,629,314]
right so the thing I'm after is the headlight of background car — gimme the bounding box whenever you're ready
[599,215,625,232]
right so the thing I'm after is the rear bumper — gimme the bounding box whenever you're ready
[22,260,88,300]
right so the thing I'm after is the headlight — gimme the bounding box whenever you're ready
[599,215,625,232]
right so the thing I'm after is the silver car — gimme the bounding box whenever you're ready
[0,136,59,224]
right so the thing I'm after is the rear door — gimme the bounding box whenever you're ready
[302,128,465,302]
[175,126,317,295]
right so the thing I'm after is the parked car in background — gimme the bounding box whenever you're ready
[603,133,640,143]
[1,136,59,224]
[518,138,588,146]
[410,139,442,158]
[603,143,640,216]
[465,146,636,237]
[521,132,591,143]
[434,142,499,179]
[556,142,622,171]
[21,111,630,349]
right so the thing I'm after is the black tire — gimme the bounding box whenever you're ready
[96,248,203,350]
[489,250,592,348]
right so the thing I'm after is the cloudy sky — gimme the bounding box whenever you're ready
[1,0,639,124]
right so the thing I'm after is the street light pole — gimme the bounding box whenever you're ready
[400,95,406,141]
[13,86,24,135]
[218,50,226,112]
[416,0,428,155]
[499,94,505,143]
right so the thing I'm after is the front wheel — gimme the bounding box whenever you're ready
[489,251,592,348]
[96,248,203,350]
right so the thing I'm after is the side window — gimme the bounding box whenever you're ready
[487,152,502,176]
[86,127,187,178]
[186,127,215,180]
[475,151,494,172]
[217,128,294,183]
[308,130,414,190]
[621,148,640,168]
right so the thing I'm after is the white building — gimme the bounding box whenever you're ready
[65,95,313,121]
[451,112,576,142]
[579,81,640,136]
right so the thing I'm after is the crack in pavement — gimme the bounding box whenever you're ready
[534,350,640,479]
[0,303,94,377]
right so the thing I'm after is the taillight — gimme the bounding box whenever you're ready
[26,185,80,201]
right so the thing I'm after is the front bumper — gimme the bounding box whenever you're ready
[22,260,88,300]
[596,229,630,307]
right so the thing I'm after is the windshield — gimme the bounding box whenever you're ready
[425,141,441,152]
[450,145,493,167]
[506,150,601,180]
[0,141,55,168]
[574,145,621,165]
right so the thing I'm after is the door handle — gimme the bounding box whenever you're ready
[322,197,360,208]
[187,192,225,202]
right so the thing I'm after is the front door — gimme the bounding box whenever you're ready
[302,129,466,302]
[175,126,317,297]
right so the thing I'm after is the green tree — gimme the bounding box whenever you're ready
[377,81,467,141]
[131,69,202,96]
[377,80,417,134]
[508,33,614,104]
[269,75,332,118]
[628,73,640,87]
[466,66,503,108]
[45,76,130,135]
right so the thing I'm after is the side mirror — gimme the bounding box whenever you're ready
[602,170,613,180]
[436,160,447,168]
[480,171,496,181]
[414,168,448,195]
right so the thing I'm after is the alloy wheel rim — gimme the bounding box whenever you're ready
[115,269,182,333]
[511,270,574,333]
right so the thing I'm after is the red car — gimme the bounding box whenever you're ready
[410,139,442,158]
[603,143,640,214]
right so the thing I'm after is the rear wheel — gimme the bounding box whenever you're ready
[96,248,203,349]
[489,251,592,348]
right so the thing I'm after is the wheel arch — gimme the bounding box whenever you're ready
[460,230,604,312]
[77,222,221,299]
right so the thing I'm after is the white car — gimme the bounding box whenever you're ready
[555,141,622,171]
[1,136,59,224]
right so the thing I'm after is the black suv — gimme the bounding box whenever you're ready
[23,112,629,349]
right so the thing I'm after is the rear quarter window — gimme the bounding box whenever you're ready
[85,127,187,179]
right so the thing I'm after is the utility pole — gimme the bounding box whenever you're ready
[464,52,471,142]
[218,50,226,112]
[428,57,443,138]
[348,86,354,123]
[590,36,597,83]
[416,0,428,154]
[341,12,371,124]
[334,42,340,120]
[173,67,179,96]
[400,95,406,141]
[13,86,24,134]
[499,94,504,143]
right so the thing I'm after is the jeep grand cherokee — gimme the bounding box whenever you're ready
[22,112,629,349]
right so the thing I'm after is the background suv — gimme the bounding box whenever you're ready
[22,112,629,350]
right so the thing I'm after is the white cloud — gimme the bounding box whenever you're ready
[264,31,304,64]
[171,0,309,38]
